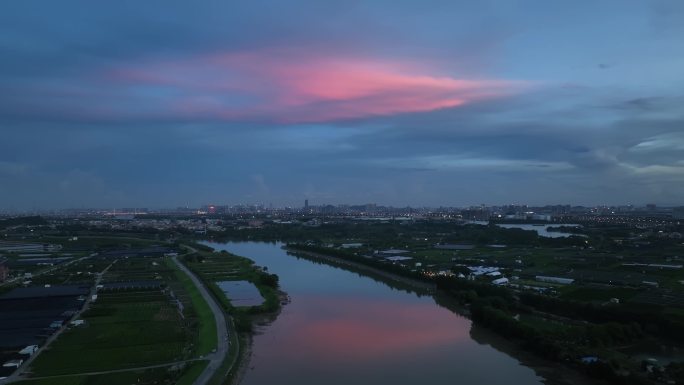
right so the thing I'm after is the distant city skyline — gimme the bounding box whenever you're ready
[1,1,683,210]
[1,201,681,215]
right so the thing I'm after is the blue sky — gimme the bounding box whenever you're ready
[1,1,683,209]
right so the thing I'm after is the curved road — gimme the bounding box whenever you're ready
[172,256,229,385]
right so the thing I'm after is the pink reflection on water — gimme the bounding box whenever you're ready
[276,295,468,361]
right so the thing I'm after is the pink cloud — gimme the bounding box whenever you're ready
[96,49,527,123]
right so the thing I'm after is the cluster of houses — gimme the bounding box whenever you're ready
[84,218,225,233]
[321,243,620,292]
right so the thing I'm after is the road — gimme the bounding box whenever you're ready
[1,261,113,384]
[172,256,229,385]
[1,246,229,385]
[15,357,206,381]
[0,255,92,288]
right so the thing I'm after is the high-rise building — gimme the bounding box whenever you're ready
[304,199,309,209]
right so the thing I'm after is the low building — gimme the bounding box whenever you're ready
[379,249,410,255]
[2,359,23,368]
[434,244,475,250]
[622,263,683,269]
[535,275,575,285]
[385,256,413,262]
[469,266,500,276]
[341,243,363,249]
[19,345,38,355]
[581,356,599,364]
[492,277,509,285]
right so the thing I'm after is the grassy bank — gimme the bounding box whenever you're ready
[179,242,285,384]
[166,258,217,356]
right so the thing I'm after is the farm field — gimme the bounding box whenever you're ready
[20,254,211,384]
[183,248,280,314]
[29,290,188,375]
[15,360,208,385]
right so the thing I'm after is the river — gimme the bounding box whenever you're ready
[203,241,547,385]
[495,223,583,238]
[465,221,585,238]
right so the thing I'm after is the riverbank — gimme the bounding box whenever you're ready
[229,289,289,385]
[284,247,436,292]
[179,242,289,385]
[284,245,605,385]
[227,333,251,385]
[469,325,608,385]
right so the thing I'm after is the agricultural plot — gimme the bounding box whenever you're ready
[560,286,639,302]
[166,259,217,356]
[183,249,280,314]
[29,290,188,375]
[16,360,208,385]
[28,259,110,286]
[99,257,167,285]
[631,290,684,307]
[186,255,253,281]
[41,236,160,253]
[26,256,206,379]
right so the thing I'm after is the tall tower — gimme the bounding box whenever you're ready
[304,199,309,209]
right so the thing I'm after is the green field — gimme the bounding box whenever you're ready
[42,235,160,251]
[179,244,283,383]
[167,258,217,356]
[184,249,280,314]
[30,290,188,375]
[25,254,212,385]
[17,361,208,385]
[176,360,209,385]
[560,286,639,302]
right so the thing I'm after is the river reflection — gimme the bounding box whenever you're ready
[204,241,545,385]
[267,295,466,360]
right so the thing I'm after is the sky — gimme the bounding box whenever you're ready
[1,1,683,210]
